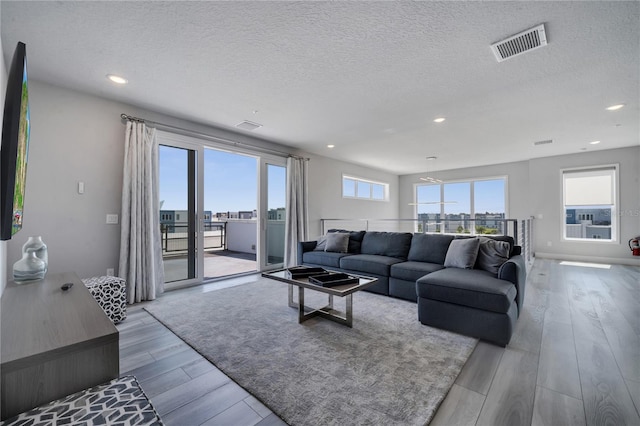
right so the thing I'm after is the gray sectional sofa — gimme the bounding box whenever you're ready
[297,229,527,346]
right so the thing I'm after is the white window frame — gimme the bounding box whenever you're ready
[413,176,508,234]
[561,164,618,243]
[342,175,389,202]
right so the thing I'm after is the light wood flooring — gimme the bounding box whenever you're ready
[119,259,640,425]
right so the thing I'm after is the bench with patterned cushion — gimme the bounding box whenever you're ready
[82,275,127,324]
[0,375,162,425]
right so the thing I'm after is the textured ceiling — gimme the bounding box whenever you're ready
[1,1,638,174]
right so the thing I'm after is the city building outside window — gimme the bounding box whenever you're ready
[562,165,617,242]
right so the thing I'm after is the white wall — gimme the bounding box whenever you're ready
[6,80,295,280]
[530,146,640,264]
[0,27,6,296]
[304,153,399,238]
[399,147,640,265]
[226,220,257,254]
[0,16,5,414]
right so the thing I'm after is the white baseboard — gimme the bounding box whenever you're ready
[535,252,640,267]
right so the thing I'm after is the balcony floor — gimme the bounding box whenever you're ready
[163,249,257,283]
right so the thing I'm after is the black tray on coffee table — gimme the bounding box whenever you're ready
[286,266,327,279]
[308,273,359,287]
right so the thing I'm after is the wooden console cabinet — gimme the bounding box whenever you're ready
[1,272,119,420]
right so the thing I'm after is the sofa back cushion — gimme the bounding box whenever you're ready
[324,232,350,253]
[328,229,366,253]
[455,235,517,257]
[475,236,511,275]
[361,231,413,259]
[482,235,515,256]
[407,234,455,264]
[444,237,481,269]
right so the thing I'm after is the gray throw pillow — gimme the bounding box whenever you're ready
[444,238,481,269]
[324,232,349,253]
[313,235,328,251]
[476,237,510,275]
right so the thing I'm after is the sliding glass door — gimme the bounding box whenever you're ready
[262,162,286,268]
[158,142,201,288]
[203,148,258,278]
[158,131,287,288]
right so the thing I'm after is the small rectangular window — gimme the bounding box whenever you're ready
[343,175,388,201]
[562,166,617,241]
[372,184,385,200]
[357,181,372,198]
[343,178,356,197]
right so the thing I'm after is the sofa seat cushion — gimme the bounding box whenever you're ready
[302,251,352,268]
[390,261,445,282]
[340,254,405,276]
[416,268,516,314]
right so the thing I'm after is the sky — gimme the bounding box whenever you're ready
[159,146,286,213]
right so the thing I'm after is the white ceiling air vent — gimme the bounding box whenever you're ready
[236,120,262,131]
[533,139,553,146]
[491,24,547,62]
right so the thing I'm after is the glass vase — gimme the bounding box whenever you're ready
[13,249,46,282]
[22,236,48,273]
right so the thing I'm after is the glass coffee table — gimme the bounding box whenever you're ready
[261,268,378,328]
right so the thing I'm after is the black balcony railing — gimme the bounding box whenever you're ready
[160,222,226,254]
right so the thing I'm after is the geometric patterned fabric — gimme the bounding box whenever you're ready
[0,376,163,426]
[82,275,127,324]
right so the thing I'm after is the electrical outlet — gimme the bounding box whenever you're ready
[106,268,114,276]
[106,214,119,224]
[251,244,256,250]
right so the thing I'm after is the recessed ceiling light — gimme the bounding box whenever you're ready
[327,144,335,149]
[606,104,624,111]
[426,156,437,160]
[433,117,446,123]
[590,140,601,145]
[107,74,128,84]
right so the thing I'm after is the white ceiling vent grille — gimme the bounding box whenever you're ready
[533,139,553,146]
[236,120,262,131]
[491,24,547,62]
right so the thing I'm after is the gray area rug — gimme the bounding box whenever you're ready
[145,279,477,425]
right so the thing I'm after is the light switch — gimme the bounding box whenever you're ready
[78,181,85,194]
[106,214,119,224]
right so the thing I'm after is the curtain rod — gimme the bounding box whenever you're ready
[120,113,308,160]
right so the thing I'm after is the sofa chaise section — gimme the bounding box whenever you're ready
[416,253,526,346]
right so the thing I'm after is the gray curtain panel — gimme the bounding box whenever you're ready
[284,157,309,267]
[118,121,165,303]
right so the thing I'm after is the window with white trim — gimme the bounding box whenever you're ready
[343,175,388,201]
[562,166,617,241]
[415,177,507,234]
